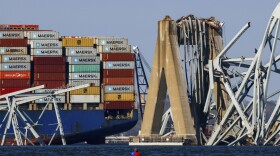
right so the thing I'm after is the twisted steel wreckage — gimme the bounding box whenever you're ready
[131,3,280,146]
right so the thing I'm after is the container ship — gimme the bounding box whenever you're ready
[0,24,138,145]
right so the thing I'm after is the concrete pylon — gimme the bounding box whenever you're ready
[140,16,197,144]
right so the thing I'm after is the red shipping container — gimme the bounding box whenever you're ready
[34,73,65,81]
[33,81,66,89]
[103,77,134,85]
[0,71,30,79]
[104,101,134,110]
[103,69,134,78]
[0,88,28,95]
[101,53,134,61]
[34,65,66,73]
[33,56,66,65]
[0,79,30,88]
[0,39,28,47]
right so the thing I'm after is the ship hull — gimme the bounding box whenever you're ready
[0,109,138,145]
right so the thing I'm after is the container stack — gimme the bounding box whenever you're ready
[63,36,100,109]
[29,31,66,105]
[0,31,30,95]
[98,38,135,110]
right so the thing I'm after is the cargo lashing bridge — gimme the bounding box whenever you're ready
[0,84,91,146]
[131,3,280,146]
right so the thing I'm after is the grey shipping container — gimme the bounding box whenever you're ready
[69,73,100,80]
[35,96,65,103]
[98,45,131,53]
[1,63,30,71]
[0,31,24,39]
[31,49,63,56]
[103,61,134,69]
[96,37,128,45]
[68,79,100,86]
[70,95,100,103]
[1,55,30,63]
[0,47,27,55]
[29,40,62,49]
[65,47,97,56]
[26,31,59,40]
[68,56,100,64]
[34,89,65,95]
[104,85,134,93]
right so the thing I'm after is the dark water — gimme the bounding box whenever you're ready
[0,144,279,156]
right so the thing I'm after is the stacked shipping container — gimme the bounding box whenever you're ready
[0,25,136,116]
[30,31,66,104]
[98,38,135,110]
[63,37,101,105]
[0,31,30,94]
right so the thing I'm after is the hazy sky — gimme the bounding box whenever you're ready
[1,0,280,95]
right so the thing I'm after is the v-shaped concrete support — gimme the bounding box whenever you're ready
[140,16,196,143]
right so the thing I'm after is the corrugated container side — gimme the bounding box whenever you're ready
[34,89,65,95]
[31,49,63,56]
[33,81,65,89]
[68,79,100,86]
[62,38,94,47]
[103,93,134,101]
[0,47,27,55]
[104,85,134,93]
[1,55,30,63]
[101,53,134,61]
[33,56,66,65]
[104,101,134,110]
[35,96,65,103]
[0,39,28,47]
[68,56,100,64]
[0,71,30,79]
[68,65,100,73]
[26,31,59,40]
[0,79,30,88]
[34,65,66,73]
[103,77,134,85]
[70,87,100,95]
[69,73,100,80]
[0,31,24,39]
[103,61,134,69]
[0,88,28,95]
[65,47,97,56]
[1,63,30,71]
[29,40,62,49]
[98,45,131,53]
[34,73,66,81]
[103,69,134,77]
[70,95,100,103]
[97,38,128,45]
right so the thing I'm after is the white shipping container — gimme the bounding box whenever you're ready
[98,45,131,53]
[1,55,30,63]
[35,96,65,103]
[97,37,128,45]
[69,73,100,80]
[68,56,100,64]
[68,79,100,86]
[104,85,134,93]
[29,40,62,49]
[31,49,63,56]
[65,47,97,56]
[0,47,27,55]
[34,89,65,95]
[26,31,59,40]
[1,63,30,71]
[70,95,100,103]
[103,61,134,69]
[0,31,24,39]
